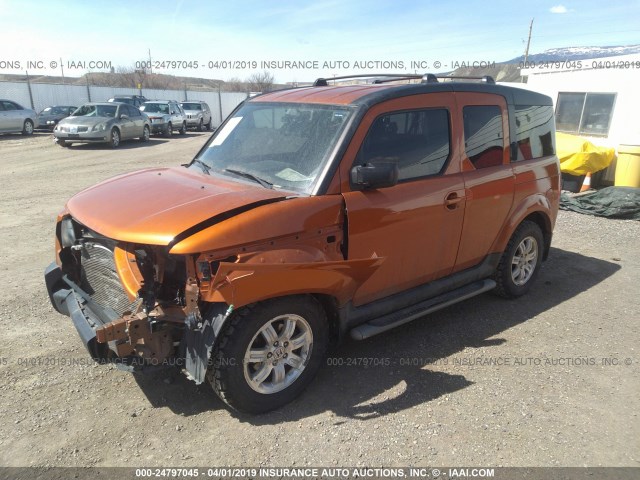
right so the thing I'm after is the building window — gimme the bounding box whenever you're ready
[514,105,556,161]
[555,92,616,136]
[357,108,451,181]
[463,105,504,168]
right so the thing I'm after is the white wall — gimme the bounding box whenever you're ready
[522,54,640,147]
[0,81,248,127]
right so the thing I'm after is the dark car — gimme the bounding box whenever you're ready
[107,95,148,109]
[36,106,77,130]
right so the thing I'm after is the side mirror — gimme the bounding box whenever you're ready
[350,162,399,190]
[120,114,129,119]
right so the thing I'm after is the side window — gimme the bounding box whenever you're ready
[357,108,451,181]
[556,92,616,136]
[2,101,17,111]
[514,105,556,160]
[128,105,141,117]
[463,105,504,169]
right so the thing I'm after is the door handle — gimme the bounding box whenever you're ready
[445,192,464,209]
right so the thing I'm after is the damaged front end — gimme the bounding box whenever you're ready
[45,215,214,379]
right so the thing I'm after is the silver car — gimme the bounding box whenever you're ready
[54,102,151,148]
[140,101,187,137]
[0,99,37,135]
[180,101,213,131]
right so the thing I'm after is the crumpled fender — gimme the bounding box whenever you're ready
[203,257,385,308]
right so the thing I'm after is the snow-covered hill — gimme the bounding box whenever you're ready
[507,45,640,63]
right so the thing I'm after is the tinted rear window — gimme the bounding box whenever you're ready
[463,105,504,168]
[514,105,556,160]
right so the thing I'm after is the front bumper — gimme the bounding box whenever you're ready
[45,262,218,381]
[148,118,169,134]
[184,116,203,126]
[45,262,115,360]
[36,119,58,130]
[54,131,111,142]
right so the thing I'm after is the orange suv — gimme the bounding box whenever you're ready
[45,74,560,413]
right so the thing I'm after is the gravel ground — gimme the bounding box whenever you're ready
[0,133,638,468]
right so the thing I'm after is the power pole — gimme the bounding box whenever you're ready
[148,49,153,74]
[522,18,534,82]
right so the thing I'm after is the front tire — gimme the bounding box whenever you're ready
[179,121,187,135]
[492,220,544,298]
[208,296,328,414]
[164,123,172,138]
[109,128,120,148]
[58,139,69,147]
[22,119,34,135]
[197,119,204,132]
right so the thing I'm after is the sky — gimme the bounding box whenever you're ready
[1,0,639,83]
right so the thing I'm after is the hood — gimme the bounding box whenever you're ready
[66,167,291,245]
[59,116,108,126]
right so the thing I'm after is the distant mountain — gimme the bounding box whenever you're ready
[449,44,640,83]
[507,45,640,63]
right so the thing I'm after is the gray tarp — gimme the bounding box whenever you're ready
[560,186,640,220]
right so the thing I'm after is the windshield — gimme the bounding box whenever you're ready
[141,103,169,114]
[72,104,118,117]
[193,103,353,194]
[182,103,202,110]
[41,107,67,115]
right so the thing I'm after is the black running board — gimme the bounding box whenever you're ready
[349,279,496,340]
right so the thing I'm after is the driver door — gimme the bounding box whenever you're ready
[340,94,466,306]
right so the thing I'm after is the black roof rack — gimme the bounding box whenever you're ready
[312,73,494,87]
[438,75,495,84]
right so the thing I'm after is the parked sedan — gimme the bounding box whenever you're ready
[53,102,151,148]
[0,99,37,135]
[36,105,77,131]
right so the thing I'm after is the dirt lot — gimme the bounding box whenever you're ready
[0,133,638,468]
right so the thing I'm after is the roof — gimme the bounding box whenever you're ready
[251,82,553,107]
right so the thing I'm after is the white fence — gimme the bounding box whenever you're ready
[0,81,249,127]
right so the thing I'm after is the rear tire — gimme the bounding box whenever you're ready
[208,296,328,414]
[492,220,544,298]
[139,125,150,142]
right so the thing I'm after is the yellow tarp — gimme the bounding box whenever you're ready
[556,132,616,176]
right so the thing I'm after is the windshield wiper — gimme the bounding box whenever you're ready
[224,168,274,189]
[191,159,211,174]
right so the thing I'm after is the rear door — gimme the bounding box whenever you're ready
[117,105,134,139]
[126,105,144,136]
[341,93,466,306]
[453,93,515,272]
[1,100,22,131]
